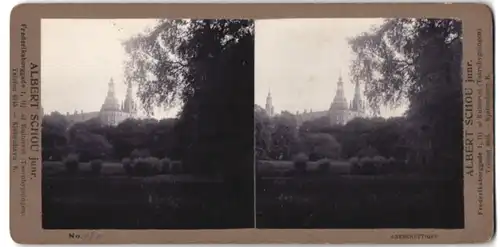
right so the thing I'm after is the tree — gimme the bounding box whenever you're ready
[299,116,331,133]
[42,112,70,161]
[349,18,462,176]
[65,118,113,161]
[123,20,255,225]
[149,118,178,159]
[123,20,254,173]
[270,111,300,160]
[70,132,113,162]
[109,119,154,159]
[302,133,341,160]
[254,105,273,159]
[365,117,407,159]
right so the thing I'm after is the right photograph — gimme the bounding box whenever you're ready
[254,18,464,229]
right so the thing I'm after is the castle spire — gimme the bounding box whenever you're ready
[122,81,137,114]
[101,77,120,112]
[331,73,348,110]
[336,74,344,97]
[107,78,116,97]
[351,79,364,112]
[355,79,361,96]
[265,87,274,116]
[335,75,345,102]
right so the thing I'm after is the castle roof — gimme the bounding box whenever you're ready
[122,81,137,114]
[351,80,364,112]
[101,78,121,112]
[331,75,348,110]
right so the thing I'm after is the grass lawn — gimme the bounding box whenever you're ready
[43,160,125,176]
[255,160,464,229]
[257,160,351,175]
[42,160,250,229]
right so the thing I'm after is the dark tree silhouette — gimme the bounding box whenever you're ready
[122,19,255,227]
[349,18,463,175]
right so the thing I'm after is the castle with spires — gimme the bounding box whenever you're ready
[61,78,138,126]
[265,74,366,126]
[265,88,274,117]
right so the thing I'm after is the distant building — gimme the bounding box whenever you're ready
[265,89,274,116]
[265,74,366,126]
[63,78,138,126]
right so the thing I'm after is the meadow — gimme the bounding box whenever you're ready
[42,161,250,229]
[255,160,464,229]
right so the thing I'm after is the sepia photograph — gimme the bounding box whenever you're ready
[41,19,255,229]
[254,18,464,229]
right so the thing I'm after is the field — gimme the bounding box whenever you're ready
[42,161,253,229]
[256,160,464,229]
[43,161,126,176]
[43,160,464,229]
[257,160,351,175]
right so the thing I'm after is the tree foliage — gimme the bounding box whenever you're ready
[123,19,255,188]
[42,114,180,162]
[302,133,341,160]
[254,105,273,159]
[123,19,254,116]
[349,18,463,175]
[42,112,70,160]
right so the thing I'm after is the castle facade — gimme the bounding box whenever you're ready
[63,78,138,126]
[266,74,366,126]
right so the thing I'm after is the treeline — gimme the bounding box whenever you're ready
[255,108,410,163]
[42,114,181,163]
[256,18,463,178]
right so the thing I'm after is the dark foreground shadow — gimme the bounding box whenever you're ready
[256,174,464,229]
[42,175,254,229]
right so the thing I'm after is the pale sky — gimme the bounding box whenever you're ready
[255,19,408,118]
[41,19,180,119]
[42,19,407,120]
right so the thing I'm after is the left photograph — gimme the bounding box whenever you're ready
[41,19,255,229]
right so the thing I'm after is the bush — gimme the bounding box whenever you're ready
[146,157,161,174]
[133,157,151,176]
[122,157,133,175]
[170,161,183,174]
[349,157,359,165]
[130,156,163,176]
[130,149,141,160]
[130,149,151,160]
[160,157,171,174]
[349,157,361,174]
[293,152,309,174]
[317,158,331,173]
[90,159,103,175]
[63,153,79,174]
[373,156,387,173]
[392,158,408,173]
[373,156,386,165]
[388,157,396,164]
[385,157,399,173]
[360,156,376,175]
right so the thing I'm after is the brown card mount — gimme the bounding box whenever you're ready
[9,2,495,244]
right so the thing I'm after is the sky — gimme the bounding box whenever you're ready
[42,18,408,120]
[255,18,408,118]
[41,19,180,119]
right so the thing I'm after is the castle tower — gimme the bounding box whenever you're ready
[265,88,274,116]
[329,73,349,125]
[331,74,349,110]
[122,81,137,115]
[101,78,121,112]
[351,79,364,113]
[99,78,122,126]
